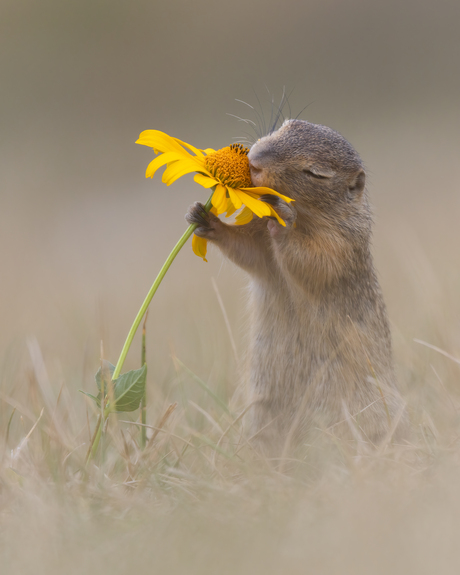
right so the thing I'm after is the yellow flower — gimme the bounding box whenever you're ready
[136,130,294,260]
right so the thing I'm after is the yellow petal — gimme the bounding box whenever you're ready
[136,130,189,156]
[211,184,228,214]
[227,187,243,210]
[241,186,294,204]
[194,173,219,188]
[145,152,184,178]
[203,148,216,155]
[224,194,237,217]
[162,158,203,185]
[235,206,253,225]
[237,191,272,218]
[192,234,208,261]
[266,204,286,226]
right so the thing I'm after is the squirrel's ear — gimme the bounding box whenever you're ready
[348,170,365,196]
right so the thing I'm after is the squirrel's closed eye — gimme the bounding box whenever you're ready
[302,168,330,180]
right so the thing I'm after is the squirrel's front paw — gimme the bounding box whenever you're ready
[185,202,222,240]
[259,195,296,238]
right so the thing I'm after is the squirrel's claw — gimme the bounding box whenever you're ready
[185,202,209,227]
[186,202,221,240]
[259,195,297,230]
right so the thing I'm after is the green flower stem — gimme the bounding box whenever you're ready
[86,191,214,466]
[140,312,148,449]
[112,191,215,381]
[86,406,110,465]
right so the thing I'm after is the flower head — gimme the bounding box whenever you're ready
[136,130,294,260]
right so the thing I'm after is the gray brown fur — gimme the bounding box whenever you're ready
[186,119,406,454]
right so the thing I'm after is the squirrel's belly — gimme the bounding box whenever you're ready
[246,282,393,416]
[247,287,325,409]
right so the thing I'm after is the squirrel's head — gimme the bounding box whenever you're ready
[248,119,366,211]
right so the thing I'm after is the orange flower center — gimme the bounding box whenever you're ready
[205,143,252,188]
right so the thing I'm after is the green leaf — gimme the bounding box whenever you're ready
[79,390,101,407]
[112,364,147,412]
[92,361,146,413]
[95,361,116,392]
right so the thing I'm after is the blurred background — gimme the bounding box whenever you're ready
[1,0,459,396]
[2,2,460,574]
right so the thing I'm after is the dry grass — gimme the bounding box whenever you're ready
[1,268,460,575]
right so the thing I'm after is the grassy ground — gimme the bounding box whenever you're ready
[1,252,460,574]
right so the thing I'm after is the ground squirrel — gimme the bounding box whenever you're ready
[186,119,406,454]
